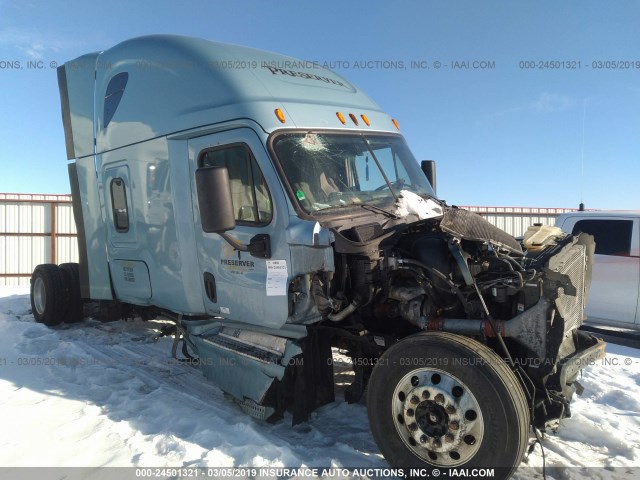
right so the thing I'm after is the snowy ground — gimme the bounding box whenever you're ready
[0,286,638,479]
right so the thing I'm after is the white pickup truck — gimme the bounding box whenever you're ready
[555,211,640,329]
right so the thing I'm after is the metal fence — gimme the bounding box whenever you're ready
[0,193,78,285]
[0,193,578,286]
[461,206,576,238]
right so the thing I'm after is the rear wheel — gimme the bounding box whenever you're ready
[367,332,529,480]
[59,263,84,323]
[30,264,66,327]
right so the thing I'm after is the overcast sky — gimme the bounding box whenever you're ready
[0,0,638,209]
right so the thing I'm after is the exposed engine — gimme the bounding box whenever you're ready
[312,204,601,429]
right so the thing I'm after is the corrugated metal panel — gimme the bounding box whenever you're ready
[1,202,46,233]
[56,203,77,235]
[0,236,47,285]
[481,215,557,238]
[0,194,76,286]
[57,237,79,264]
[460,206,577,238]
[0,193,72,202]
[462,206,577,216]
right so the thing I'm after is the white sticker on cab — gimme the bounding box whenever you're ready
[266,260,288,296]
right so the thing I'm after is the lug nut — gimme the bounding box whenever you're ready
[420,435,428,444]
[406,408,415,417]
[445,433,455,443]
[433,439,442,449]
[422,390,431,400]
[408,422,418,432]
[445,404,456,414]
[448,421,460,431]
[434,393,445,404]
[410,395,420,405]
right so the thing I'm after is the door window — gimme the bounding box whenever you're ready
[110,177,129,232]
[572,219,633,256]
[199,144,272,224]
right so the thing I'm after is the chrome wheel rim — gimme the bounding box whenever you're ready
[392,368,484,466]
[33,277,47,315]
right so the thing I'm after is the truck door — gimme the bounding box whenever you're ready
[103,164,152,304]
[563,216,640,326]
[189,129,290,329]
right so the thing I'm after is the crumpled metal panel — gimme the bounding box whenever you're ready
[439,207,522,254]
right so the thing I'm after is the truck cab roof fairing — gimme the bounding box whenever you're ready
[59,35,395,157]
[57,52,101,159]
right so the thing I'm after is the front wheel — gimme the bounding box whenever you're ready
[367,332,529,479]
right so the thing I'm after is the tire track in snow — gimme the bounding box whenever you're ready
[1,292,384,471]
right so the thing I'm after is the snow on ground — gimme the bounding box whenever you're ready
[0,286,639,479]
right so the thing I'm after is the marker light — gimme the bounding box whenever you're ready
[275,108,286,123]
[361,114,371,126]
[392,118,400,130]
[336,112,346,124]
[349,113,359,126]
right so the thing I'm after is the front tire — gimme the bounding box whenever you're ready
[30,264,66,327]
[367,332,529,479]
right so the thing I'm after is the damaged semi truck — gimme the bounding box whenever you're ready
[32,35,605,477]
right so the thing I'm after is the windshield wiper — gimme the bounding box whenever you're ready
[312,201,400,219]
[359,203,401,219]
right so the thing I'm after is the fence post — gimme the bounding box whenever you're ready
[51,202,57,264]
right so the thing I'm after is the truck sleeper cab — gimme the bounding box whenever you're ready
[30,35,605,479]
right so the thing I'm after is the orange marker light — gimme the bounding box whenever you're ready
[392,118,400,130]
[349,113,359,126]
[275,108,286,123]
[361,114,371,126]
[336,112,346,124]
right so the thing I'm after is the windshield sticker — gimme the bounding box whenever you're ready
[266,260,288,296]
[296,190,306,201]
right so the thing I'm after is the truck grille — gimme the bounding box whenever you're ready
[549,242,587,332]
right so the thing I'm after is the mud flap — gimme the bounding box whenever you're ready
[266,327,335,424]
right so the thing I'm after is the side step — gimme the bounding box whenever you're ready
[202,327,287,365]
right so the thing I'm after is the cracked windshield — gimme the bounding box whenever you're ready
[272,133,436,214]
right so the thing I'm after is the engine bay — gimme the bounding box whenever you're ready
[309,200,602,429]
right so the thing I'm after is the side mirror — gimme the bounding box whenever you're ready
[196,166,236,233]
[421,160,437,194]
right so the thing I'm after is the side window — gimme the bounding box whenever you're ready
[103,72,128,128]
[572,219,633,256]
[199,144,272,224]
[110,178,129,232]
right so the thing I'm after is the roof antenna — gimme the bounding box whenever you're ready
[578,99,586,211]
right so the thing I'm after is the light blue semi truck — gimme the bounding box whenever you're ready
[31,35,605,477]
